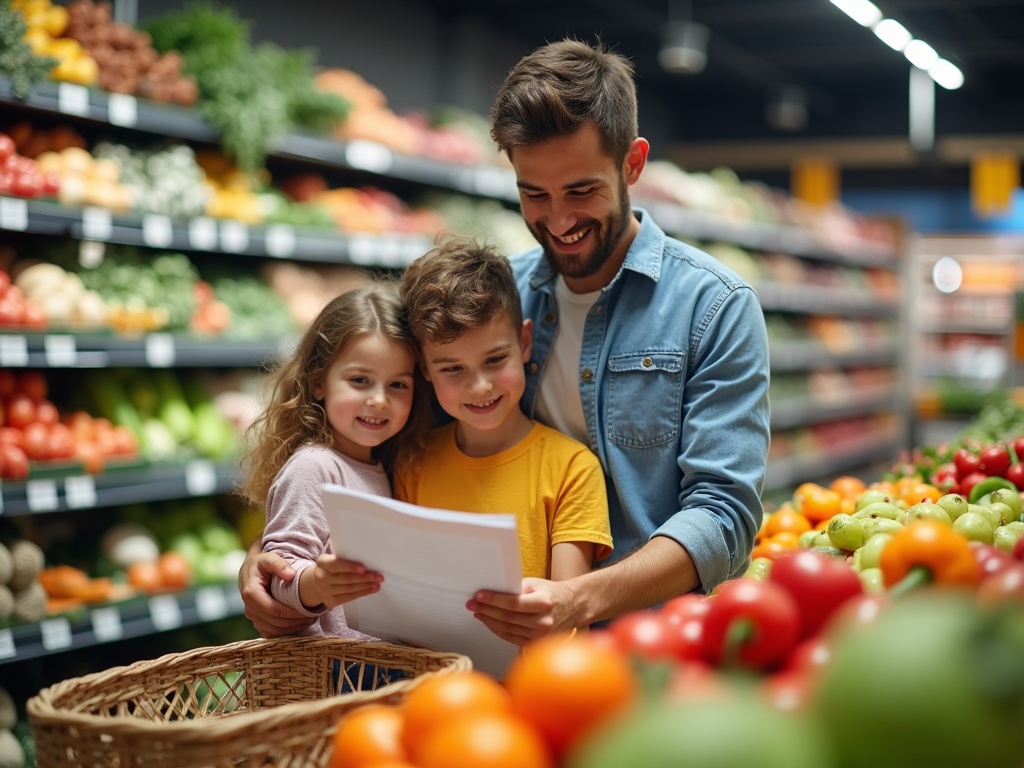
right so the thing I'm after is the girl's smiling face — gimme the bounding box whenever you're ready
[314,333,416,463]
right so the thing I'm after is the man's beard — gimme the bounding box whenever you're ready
[528,176,632,281]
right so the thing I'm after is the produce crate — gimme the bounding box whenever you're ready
[27,636,470,768]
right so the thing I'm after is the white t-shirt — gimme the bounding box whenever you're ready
[535,275,601,446]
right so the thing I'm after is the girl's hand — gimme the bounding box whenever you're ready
[301,554,383,609]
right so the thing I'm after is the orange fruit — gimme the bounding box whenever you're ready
[416,713,554,768]
[830,476,867,500]
[402,672,511,761]
[768,531,800,549]
[330,705,405,768]
[763,510,812,538]
[504,633,636,758]
[793,482,824,512]
[126,561,163,592]
[751,540,788,561]
[899,482,941,506]
[800,487,843,524]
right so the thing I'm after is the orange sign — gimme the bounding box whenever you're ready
[971,152,1020,218]
[792,157,839,207]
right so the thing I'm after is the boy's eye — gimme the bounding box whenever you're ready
[440,366,462,374]
[486,356,508,365]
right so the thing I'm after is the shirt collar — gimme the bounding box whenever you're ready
[528,207,664,291]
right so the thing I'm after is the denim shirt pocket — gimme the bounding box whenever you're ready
[606,350,685,448]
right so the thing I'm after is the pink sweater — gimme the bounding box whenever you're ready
[262,443,391,639]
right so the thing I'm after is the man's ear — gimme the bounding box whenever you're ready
[623,137,650,186]
[520,318,534,363]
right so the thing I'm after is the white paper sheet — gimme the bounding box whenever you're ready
[321,484,523,678]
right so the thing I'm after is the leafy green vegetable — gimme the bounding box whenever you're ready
[144,1,350,172]
[0,0,57,98]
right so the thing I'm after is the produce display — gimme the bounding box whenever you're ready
[0,129,61,200]
[15,0,96,86]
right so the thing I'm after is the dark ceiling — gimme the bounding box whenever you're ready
[421,0,1024,186]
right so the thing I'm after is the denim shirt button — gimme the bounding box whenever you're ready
[642,356,653,367]
[529,363,538,374]
[594,305,602,314]
[581,368,593,381]
[544,312,556,323]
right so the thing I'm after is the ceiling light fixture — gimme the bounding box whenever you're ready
[904,39,939,70]
[659,20,710,74]
[873,18,912,51]
[829,0,882,27]
[929,59,964,90]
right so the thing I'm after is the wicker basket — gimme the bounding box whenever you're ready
[27,636,471,768]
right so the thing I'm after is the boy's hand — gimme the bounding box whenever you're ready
[238,550,315,637]
[467,577,576,646]
[308,554,383,608]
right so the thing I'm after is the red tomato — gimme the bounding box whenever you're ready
[0,290,24,324]
[762,669,811,712]
[48,422,75,460]
[930,463,960,493]
[609,611,684,661]
[74,440,104,475]
[959,472,988,500]
[0,271,10,296]
[700,579,800,671]
[971,542,1017,579]
[979,445,1011,478]
[661,594,711,661]
[769,549,863,638]
[0,443,28,479]
[1013,534,1024,561]
[1006,464,1024,492]
[17,371,47,401]
[22,422,49,461]
[0,370,14,397]
[0,427,24,449]
[954,448,981,477]
[977,563,1024,606]
[823,592,888,635]
[783,635,832,676]
[1013,437,1024,463]
[35,399,58,426]
[110,425,138,455]
[6,395,35,429]
[0,133,14,162]
[10,170,44,198]
[21,300,46,327]
[41,171,60,196]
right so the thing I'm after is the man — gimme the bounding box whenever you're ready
[238,39,770,643]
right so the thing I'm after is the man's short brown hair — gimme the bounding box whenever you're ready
[400,234,523,346]
[490,38,638,165]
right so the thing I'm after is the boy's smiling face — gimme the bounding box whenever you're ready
[420,317,534,452]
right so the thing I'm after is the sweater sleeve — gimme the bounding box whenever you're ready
[262,451,332,616]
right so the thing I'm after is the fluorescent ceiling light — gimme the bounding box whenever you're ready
[830,0,882,27]
[873,18,912,51]
[929,58,965,89]
[905,39,939,70]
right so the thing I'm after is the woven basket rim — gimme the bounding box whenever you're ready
[27,635,471,739]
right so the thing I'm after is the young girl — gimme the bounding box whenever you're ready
[241,282,429,639]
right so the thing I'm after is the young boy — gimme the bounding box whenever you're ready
[395,234,612,633]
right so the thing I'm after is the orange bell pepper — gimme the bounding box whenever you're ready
[879,520,979,592]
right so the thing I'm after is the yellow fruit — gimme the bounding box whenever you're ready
[41,4,68,36]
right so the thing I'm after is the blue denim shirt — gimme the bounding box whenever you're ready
[511,209,770,592]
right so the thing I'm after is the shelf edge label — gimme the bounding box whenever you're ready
[0,628,14,659]
[82,206,113,241]
[145,333,176,367]
[106,93,138,127]
[40,617,72,651]
[345,141,394,174]
[44,335,77,367]
[26,479,59,512]
[265,223,296,258]
[195,586,228,621]
[149,595,183,631]
[185,460,218,496]
[65,475,97,509]
[0,197,28,231]
[220,220,249,253]
[142,214,174,248]
[0,335,28,367]
[91,606,123,641]
[57,83,90,116]
[188,217,217,251]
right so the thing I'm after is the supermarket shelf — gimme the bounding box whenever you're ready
[768,342,900,372]
[770,386,899,430]
[0,582,244,665]
[0,197,433,266]
[763,435,901,492]
[918,322,1013,336]
[755,282,899,317]
[0,459,237,516]
[0,331,287,368]
[645,201,899,268]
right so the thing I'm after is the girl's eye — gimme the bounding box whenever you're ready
[389,381,409,390]
[350,377,368,385]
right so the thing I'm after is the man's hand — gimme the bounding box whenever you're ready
[238,550,315,637]
[467,577,577,646]
[303,554,383,609]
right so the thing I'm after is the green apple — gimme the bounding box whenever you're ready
[863,517,904,540]
[907,502,952,526]
[858,533,893,571]
[936,493,969,521]
[828,514,865,551]
[853,502,903,521]
[858,567,885,593]
[746,557,773,581]
[855,489,892,511]
[798,529,818,549]
[994,525,1021,553]
[952,512,994,544]
[990,488,1022,517]
[971,503,1003,531]
[987,502,1017,526]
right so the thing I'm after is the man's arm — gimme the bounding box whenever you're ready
[238,542,316,637]
[470,536,696,644]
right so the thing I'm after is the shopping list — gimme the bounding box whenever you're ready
[321,484,523,678]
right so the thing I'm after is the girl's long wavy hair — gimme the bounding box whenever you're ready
[239,282,430,509]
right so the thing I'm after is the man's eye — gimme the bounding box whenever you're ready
[570,188,594,197]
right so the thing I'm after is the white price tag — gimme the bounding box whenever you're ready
[57,82,90,116]
[219,220,249,253]
[0,335,28,366]
[65,475,97,509]
[106,93,138,127]
[188,217,218,251]
[26,479,59,512]
[265,223,296,258]
[91,606,123,641]
[145,333,176,367]
[78,240,105,268]
[185,460,217,496]
[82,206,113,241]
[195,586,228,622]
[149,595,182,631]
[379,236,404,268]
[0,628,14,659]
[142,214,174,248]
[345,140,394,174]
[0,197,28,231]
[347,235,377,265]
[474,167,517,199]
[44,335,77,367]
[40,617,72,651]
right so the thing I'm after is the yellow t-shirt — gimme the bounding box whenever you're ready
[394,422,613,579]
